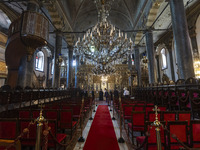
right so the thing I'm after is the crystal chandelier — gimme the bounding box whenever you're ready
[92,64,115,75]
[74,0,133,71]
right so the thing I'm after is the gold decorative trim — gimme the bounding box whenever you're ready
[0,61,7,77]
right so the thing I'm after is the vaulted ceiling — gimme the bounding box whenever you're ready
[60,0,139,31]
[0,0,199,53]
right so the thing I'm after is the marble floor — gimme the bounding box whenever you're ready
[73,100,131,150]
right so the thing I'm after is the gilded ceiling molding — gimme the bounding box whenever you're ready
[0,32,7,47]
[43,0,74,46]
[134,0,164,45]
[134,31,143,45]
[0,61,7,78]
[146,0,164,27]
[155,1,200,47]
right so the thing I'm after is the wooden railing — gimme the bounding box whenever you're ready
[131,77,200,119]
[0,87,82,113]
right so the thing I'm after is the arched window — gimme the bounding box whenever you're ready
[161,48,167,70]
[35,51,44,71]
[0,9,11,29]
[73,60,76,66]
[51,59,54,75]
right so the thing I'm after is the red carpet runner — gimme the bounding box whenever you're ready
[83,105,120,150]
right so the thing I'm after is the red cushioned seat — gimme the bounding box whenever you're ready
[190,120,200,148]
[123,105,134,121]
[128,123,132,129]
[145,106,154,117]
[124,116,132,120]
[194,144,200,148]
[136,121,166,149]
[136,136,145,145]
[148,111,161,122]
[148,145,165,150]
[19,110,30,119]
[72,121,77,127]
[19,119,37,146]
[167,121,188,149]
[0,146,16,150]
[44,110,58,120]
[31,110,40,119]
[73,115,80,118]
[60,110,76,138]
[177,111,191,126]
[132,126,144,131]
[0,119,17,139]
[162,111,176,125]
[72,105,81,119]
[47,120,67,148]
[128,111,145,144]
[56,133,66,143]
[133,105,144,111]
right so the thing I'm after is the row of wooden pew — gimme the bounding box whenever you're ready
[113,98,200,149]
[0,88,83,112]
[0,95,93,149]
[132,85,200,120]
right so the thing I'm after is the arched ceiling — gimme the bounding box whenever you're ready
[60,0,139,32]
[0,9,11,29]
[0,0,199,54]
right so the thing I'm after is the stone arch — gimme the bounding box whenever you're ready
[0,4,18,23]
[156,43,172,82]
[195,14,200,56]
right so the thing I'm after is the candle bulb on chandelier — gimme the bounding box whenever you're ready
[90,32,93,38]
[125,33,127,40]
[129,38,133,44]
[110,30,113,36]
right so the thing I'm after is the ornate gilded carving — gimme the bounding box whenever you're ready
[0,61,7,78]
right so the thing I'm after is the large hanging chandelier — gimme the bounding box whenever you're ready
[74,0,133,70]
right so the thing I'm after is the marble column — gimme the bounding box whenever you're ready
[189,26,199,56]
[17,1,39,88]
[168,48,175,81]
[134,46,142,86]
[169,0,195,79]
[145,30,156,84]
[75,55,79,88]
[52,32,62,88]
[17,56,34,88]
[155,55,161,82]
[67,46,73,88]
[46,57,51,87]
[128,55,133,94]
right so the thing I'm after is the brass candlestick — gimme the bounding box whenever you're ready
[152,105,162,150]
[35,104,46,150]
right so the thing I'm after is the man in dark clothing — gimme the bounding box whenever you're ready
[84,90,88,97]
[104,88,109,102]
[92,90,95,100]
[110,90,113,101]
[114,88,119,98]
[99,89,103,101]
